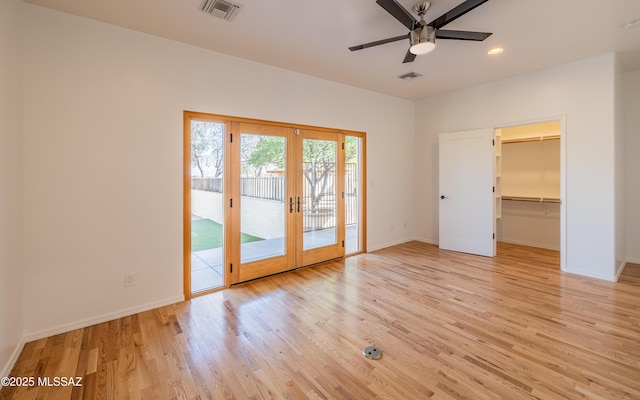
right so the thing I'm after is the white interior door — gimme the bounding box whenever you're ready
[439,129,495,257]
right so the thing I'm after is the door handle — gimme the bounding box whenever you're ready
[289,197,294,213]
[297,196,301,213]
[440,195,447,200]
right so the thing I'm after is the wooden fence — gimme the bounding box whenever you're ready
[191,163,359,227]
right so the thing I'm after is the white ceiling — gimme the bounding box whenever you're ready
[23,0,640,100]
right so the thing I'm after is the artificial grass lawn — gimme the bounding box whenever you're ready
[191,218,264,252]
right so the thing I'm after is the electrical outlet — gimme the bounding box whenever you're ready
[124,272,136,287]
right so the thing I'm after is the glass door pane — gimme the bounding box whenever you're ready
[232,123,295,284]
[345,135,362,254]
[240,133,286,263]
[302,138,338,250]
[190,120,225,293]
[297,130,344,267]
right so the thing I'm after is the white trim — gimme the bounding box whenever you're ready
[414,237,438,246]
[498,239,560,252]
[369,237,439,252]
[565,270,618,282]
[23,295,185,342]
[559,116,567,272]
[614,261,628,281]
[1,337,26,378]
[368,237,415,252]
[493,115,567,271]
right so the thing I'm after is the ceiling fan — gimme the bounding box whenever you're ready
[349,0,492,63]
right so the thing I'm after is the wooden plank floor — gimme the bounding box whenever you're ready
[3,241,640,399]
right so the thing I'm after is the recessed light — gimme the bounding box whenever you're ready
[488,47,504,55]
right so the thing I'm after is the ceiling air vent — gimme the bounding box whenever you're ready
[201,0,242,21]
[398,72,423,81]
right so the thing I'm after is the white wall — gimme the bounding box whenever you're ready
[21,5,415,338]
[501,140,561,198]
[0,0,25,377]
[415,54,619,281]
[625,70,640,263]
[499,202,560,250]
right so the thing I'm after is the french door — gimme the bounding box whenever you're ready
[231,122,296,283]
[230,125,345,284]
[296,129,345,267]
[185,112,364,297]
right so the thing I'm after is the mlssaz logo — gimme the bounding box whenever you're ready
[37,377,83,387]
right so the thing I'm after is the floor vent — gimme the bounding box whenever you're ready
[201,0,242,21]
[362,346,382,360]
[398,72,423,80]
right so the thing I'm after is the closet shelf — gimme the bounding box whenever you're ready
[501,135,560,144]
[502,195,561,203]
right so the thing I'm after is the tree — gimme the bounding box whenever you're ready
[246,136,338,214]
[301,140,336,214]
[344,136,358,163]
[245,135,285,177]
[191,121,224,178]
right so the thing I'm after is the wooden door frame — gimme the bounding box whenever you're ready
[230,122,297,284]
[295,129,346,267]
[184,111,367,298]
[183,112,233,298]
[346,133,367,256]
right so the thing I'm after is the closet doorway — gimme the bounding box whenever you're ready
[495,119,565,268]
[184,112,366,297]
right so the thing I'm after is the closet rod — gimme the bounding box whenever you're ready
[502,196,561,204]
[501,135,561,144]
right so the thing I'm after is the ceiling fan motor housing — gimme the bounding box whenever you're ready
[410,26,436,54]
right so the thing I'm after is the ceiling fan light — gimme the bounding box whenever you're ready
[410,26,436,55]
[410,41,435,55]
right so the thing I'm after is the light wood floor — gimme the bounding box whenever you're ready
[3,241,640,399]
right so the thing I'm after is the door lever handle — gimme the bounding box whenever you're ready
[440,195,447,200]
[289,197,294,213]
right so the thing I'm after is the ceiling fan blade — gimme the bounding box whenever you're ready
[376,0,418,30]
[428,0,490,30]
[435,30,492,41]
[403,50,417,63]
[349,34,409,51]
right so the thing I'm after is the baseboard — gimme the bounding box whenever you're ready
[1,336,26,379]
[626,257,640,264]
[498,239,560,251]
[24,295,185,342]
[561,266,619,282]
[614,261,628,281]
[413,237,438,246]
[368,237,415,252]
[401,238,561,251]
